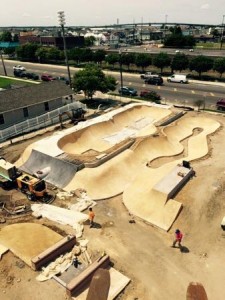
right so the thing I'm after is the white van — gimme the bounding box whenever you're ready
[167,74,188,84]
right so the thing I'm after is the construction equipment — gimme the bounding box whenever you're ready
[59,108,86,128]
[0,157,54,203]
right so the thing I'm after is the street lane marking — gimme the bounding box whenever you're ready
[191,90,195,94]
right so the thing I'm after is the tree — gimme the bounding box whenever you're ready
[47,47,62,60]
[35,47,48,62]
[79,48,93,62]
[135,53,152,71]
[153,52,171,73]
[16,43,40,61]
[214,58,225,78]
[189,55,213,78]
[211,28,220,37]
[0,31,12,42]
[165,26,195,48]
[105,53,119,68]
[92,49,106,65]
[73,64,117,99]
[171,53,189,72]
[84,36,96,47]
[120,53,135,70]
[68,48,83,64]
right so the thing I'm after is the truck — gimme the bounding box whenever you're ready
[216,99,225,111]
[0,157,54,203]
[167,74,188,84]
[140,72,159,80]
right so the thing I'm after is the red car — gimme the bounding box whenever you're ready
[41,74,54,81]
[140,90,161,103]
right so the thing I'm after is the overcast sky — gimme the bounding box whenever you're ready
[0,0,224,27]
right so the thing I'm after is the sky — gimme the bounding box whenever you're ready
[0,0,224,27]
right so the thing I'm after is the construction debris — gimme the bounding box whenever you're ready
[31,204,88,238]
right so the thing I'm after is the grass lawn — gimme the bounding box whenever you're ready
[0,76,38,89]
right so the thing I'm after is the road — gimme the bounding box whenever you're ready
[1,60,224,109]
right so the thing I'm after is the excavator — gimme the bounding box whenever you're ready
[59,108,86,129]
[0,157,54,203]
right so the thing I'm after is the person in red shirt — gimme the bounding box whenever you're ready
[172,229,183,248]
[89,207,95,228]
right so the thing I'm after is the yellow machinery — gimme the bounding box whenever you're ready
[16,174,47,201]
[0,157,54,203]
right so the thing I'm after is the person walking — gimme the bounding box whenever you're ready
[172,229,183,248]
[88,207,95,228]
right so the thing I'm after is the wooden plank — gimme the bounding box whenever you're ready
[86,268,110,300]
[186,282,208,300]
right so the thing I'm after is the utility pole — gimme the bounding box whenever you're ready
[0,51,7,76]
[220,15,225,50]
[140,17,143,43]
[58,11,72,88]
[119,50,123,91]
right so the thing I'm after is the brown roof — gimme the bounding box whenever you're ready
[0,81,72,113]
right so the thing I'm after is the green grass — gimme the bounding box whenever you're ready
[0,76,38,88]
[196,42,225,49]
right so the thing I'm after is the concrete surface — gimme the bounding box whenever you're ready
[16,105,220,231]
[0,223,62,267]
[20,149,78,188]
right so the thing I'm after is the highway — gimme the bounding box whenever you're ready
[1,60,225,109]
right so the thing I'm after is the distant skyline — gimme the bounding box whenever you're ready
[0,0,225,27]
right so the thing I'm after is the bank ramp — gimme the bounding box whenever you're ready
[19,149,77,189]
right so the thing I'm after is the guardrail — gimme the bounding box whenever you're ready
[0,102,86,143]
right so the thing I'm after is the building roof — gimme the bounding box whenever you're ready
[0,80,73,113]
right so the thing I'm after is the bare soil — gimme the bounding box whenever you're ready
[1,110,225,300]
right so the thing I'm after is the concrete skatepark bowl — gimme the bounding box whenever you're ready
[16,103,220,231]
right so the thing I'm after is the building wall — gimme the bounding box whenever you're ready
[19,35,84,49]
[0,97,63,129]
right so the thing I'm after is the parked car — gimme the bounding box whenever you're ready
[56,76,69,85]
[41,74,54,81]
[140,90,161,103]
[13,69,25,78]
[13,65,26,71]
[216,99,225,111]
[167,74,188,84]
[118,87,138,96]
[140,72,159,79]
[25,73,39,80]
[145,76,163,86]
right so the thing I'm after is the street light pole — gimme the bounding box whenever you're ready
[0,51,7,76]
[119,50,123,90]
[220,15,225,50]
[58,11,72,88]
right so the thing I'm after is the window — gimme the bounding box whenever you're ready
[23,107,29,118]
[0,114,4,125]
[44,102,49,111]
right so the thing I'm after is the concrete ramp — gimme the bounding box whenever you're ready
[64,116,220,230]
[58,105,171,155]
[19,149,78,189]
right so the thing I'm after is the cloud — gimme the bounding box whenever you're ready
[22,13,31,17]
[41,15,54,19]
[200,3,210,9]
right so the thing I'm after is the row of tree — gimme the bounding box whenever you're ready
[15,43,225,78]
